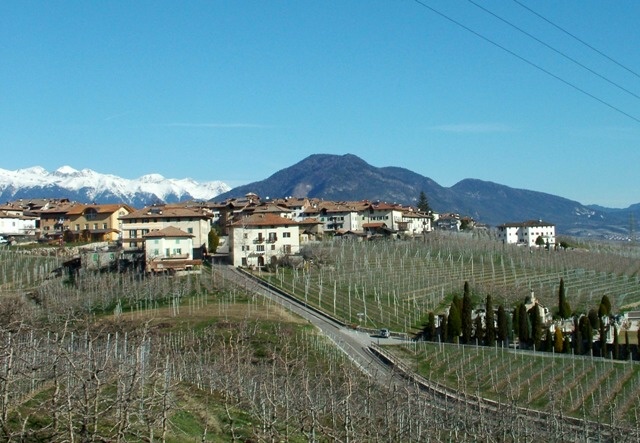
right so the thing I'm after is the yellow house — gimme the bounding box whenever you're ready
[64,203,135,242]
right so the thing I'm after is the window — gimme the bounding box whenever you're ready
[153,249,159,256]
[282,232,291,238]
[75,224,80,231]
[187,227,193,234]
[271,245,276,250]
[173,248,182,255]
[257,245,265,252]
[165,248,170,256]
[93,223,98,230]
[103,223,107,229]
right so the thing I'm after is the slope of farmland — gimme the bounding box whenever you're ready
[261,233,640,333]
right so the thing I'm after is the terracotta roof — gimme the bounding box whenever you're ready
[66,203,134,215]
[362,222,385,228]
[120,205,209,220]
[499,220,555,228]
[143,226,193,238]
[298,217,323,225]
[231,213,300,227]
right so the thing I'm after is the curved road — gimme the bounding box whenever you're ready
[216,265,623,441]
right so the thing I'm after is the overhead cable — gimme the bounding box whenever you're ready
[411,0,640,124]
[467,0,640,100]
[512,0,640,80]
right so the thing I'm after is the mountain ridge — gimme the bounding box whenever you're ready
[0,166,230,207]
[215,154,639,239]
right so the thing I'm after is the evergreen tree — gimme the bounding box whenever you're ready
[485,295,496,347]
[473,314,484,345]
[461,282,473,344]
[544,329,553,352]
[574,318,583,355]
[512,307,520,343]
[448,303,462,343]
[529,305,543,351]
[554,328,564,353]
[558,278,571,319]
[588,309,600,330]
[625,330,630,360]
[497,305,508,346]
[613,326,620,360]
[518,303,530,347]
[580,316,593,353]
[600,295,612,316]
[417,191,432,213]
[208,227,220,254]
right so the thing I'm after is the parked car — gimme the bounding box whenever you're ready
[379,328,390,338]
[0,236,7,244]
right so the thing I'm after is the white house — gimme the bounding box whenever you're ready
[119,205,212,259]
[0,210,37,238]
[143,226,200,273]
[496,220,556,247]
[229,213,301,267]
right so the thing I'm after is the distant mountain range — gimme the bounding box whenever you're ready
[2,156,638,239]
[215,154,639,240]
[0,166,230,207]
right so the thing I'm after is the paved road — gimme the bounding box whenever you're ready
[218,265,405,378]
[216,265,622,441]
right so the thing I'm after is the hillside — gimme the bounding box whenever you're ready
[215,154,638,237]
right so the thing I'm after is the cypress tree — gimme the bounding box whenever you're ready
[530,305,543,351]
[518,303,530,347]
[612,325,619,360]
[544,328,553,352]
[554,328,564,353]
[474,314,484,345]
[600,295,612,316]
[625,330,630,360]
[448,303,462,343]
[497,305,508,346]
[574,318,583,355]
[461,282,473,344]
[511,306,520,343]
[558,278,571,319]
[485,295,496,347]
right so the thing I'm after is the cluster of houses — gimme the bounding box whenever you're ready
[0,194,557,273]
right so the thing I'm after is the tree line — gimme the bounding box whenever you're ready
[418,280,640,361]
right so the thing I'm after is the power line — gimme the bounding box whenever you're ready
[512,0,640,80]
[411,0,640,124]
[467,0,640,101]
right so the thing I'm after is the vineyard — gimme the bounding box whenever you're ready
[391,340,640,426]
[261,233,640,333]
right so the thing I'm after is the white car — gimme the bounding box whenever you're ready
[0,236,7,244]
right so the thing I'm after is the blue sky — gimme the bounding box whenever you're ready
[2,1,639,208]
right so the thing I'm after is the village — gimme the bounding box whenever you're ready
[1,193,557,271]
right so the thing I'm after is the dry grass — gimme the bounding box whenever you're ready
[97,300,308,331]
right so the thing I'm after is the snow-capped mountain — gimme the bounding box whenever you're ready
[0,166,231,207]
